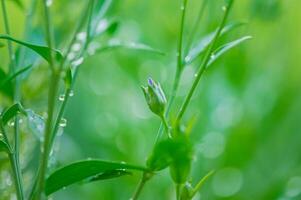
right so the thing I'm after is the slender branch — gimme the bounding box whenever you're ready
[1,1,24,199]
[131,172,152,200]
[176,184,182,200]
[34,1,58,198]
[154,0,189,144]
[133,1,190,198]
[185,0,208,54]
[176,0,234,123]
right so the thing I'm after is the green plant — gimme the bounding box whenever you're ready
[0,0,251,199]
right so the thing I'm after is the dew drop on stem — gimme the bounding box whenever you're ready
[69,90,74,97]
[59,118,67,127]
[46,0,53,7]
[59,94,65,101]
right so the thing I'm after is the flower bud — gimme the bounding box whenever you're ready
[141,78,167,117]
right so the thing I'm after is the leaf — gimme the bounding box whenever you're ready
[0,140,10,153]
[0,35,63,63]
[185,22,247,64]
[92,39,165,56]
[0,42,4,48]
[190,170,215,198]
[45,159,148,195]
[88,169,132,182]
[207,36,252,67]
[0,68,13,98]
[1,103,25,126]
[0,65,33,88]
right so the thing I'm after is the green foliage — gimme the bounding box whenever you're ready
[0,35,63,63]
[45,159,148,195]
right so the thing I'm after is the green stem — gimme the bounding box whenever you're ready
[176,184,182,200]
[1,1,24,199]
[154,0,189,144]
[185,0,208,54]
[34,1,58,198]
[160,115,171,138]
[176,0,234,123]
[136,0,190,198]
[131,172,152,200]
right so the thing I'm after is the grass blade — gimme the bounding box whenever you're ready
[93,39,165,55]
[0,35,63,63]
[0,140,10,153]
[185,22,247,64]
[1,103,25,126]
[45,159,148,195]
[0,65,33,88]
[207,36,252,67]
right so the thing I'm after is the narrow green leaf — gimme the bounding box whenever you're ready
[93,39,165,55]
[0,42,4,48]
[185,22,247,64]
[207,36,252,67]
[45,159,148,195]
[190,170,215,198]
[0,140,10,153]
[1,103,25,126]
[0,68,13,98]
[0,35,63,63]
[88,169,132,182]
[0,65,33,88]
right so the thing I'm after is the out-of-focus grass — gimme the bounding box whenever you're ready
[1,0,301,199]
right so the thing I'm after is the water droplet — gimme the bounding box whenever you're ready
[46,0,53,7]
[59,118,67,127]
[18,119,23,124]
[194,73,198,77]
[71,43,81,52]
[58,94,65,101]
[8,121,15,127]
[69,90,74,97]
[71,57,84,67]
[184,55,191,63]
[211,54,216,59]
[222,6,227,11]
[96,20,108,34]
[67,52,76,61]
[76,32,87,42]
[180,5,185,11]
[5,175,12,186]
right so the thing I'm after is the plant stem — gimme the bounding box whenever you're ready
[176,184,182,200]
[185,0,208,54]
[134,0,190,198]
[1,1,24,199]
[160,115,171,138]
[176,0,234,123]
[154,0,189,144]
[34,1,58,198]
[131,172,152,200]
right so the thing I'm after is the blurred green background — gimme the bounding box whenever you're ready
[1,0,301,199]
